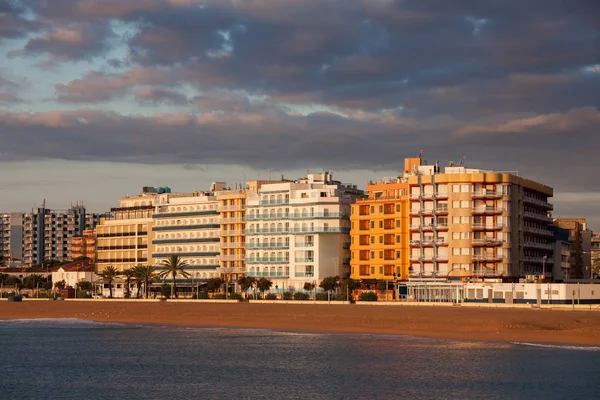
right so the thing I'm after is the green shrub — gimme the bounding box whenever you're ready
[359,291,378,302]
[213,293,226,299]
[229,293,243,300]
[315,292,329,301]
[265,293,278,300]
[283,292,293,300]
[293,292,309,301]
[334,293,349,301]
[193,292,210,299]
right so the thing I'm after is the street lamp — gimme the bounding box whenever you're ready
[542,255,548,282]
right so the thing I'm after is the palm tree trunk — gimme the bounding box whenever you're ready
[171,271,176,299]
[109,280,113,298]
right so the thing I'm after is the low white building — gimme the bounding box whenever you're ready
[51,260,97,290]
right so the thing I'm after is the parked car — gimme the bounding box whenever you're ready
[91,293,104,299]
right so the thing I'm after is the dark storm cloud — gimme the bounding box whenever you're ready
[0,0,41,40]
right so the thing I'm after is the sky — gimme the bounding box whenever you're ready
[0,0,599,228]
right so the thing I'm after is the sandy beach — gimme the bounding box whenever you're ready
[1,301,599,346]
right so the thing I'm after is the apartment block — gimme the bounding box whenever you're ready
[350,176,410,285]
[244,172,360,290]
[552,218,593,279]
[96,189,156,273]
[71,229,97,261]
[1,205,107,267]
[217,186,247,283]
[150,185,221,281]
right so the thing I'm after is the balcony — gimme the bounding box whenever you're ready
[434,206,448,215]
[289,213,349,220]
[294,272,315,278]
[294,242,314,248]
[434,192,449,200]
[523,211,552,223]
[259,199,290,206]
[244,228,289,235]
[245,213,288,221]
[409,194,421,201]
[410,254,421,261]
[524,226,554,237]
[221,217,244,224]
[421,208,434,216]
[220,241,244,248]
[409,209,421,216]
[523,241,553,251]
[435,239,448,246]
[420,193,434,200]
[421,224,434,231]
[472,207,503,215]
[523,256,554,264]
[220,229,244,236]
[220,205,244,212]
[245,271,289,278]
[523,196,554,210]
[295,258,315,263]
[220,254,245,261]
[472,238,504,247]
[471,254,502,262]
[472,223,503,231]
[435,223,448,230]
[289,227,350,234]
[409,224,421,231]
[472,191,503,199]
[246,242,289,249]
[245,257,288,264]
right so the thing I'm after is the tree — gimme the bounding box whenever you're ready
[122,268,135,298]
[207,277,225,293]
[319,276,340,294]
[98,266,119,298]
[257,278,273,296]
[76,281,93,291]
[133,265,157,299]
[23,274,47,290]
[237,276,256,296]
[303,282,315,292]
[158,255,190,299]
[54,279,66,291]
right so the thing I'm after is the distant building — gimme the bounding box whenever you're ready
[1,205,108,267]
[70,229,97,261]
[51,259,96,290]
[552,218,593,279]
[550,226,571,281]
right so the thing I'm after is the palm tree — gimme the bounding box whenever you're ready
[98,266,119,298]
[122,268,135,298]
[158,255,190,298]
[133,265,156,299]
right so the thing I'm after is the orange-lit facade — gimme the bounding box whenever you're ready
[350,176,411,284]
[70,229,96,261]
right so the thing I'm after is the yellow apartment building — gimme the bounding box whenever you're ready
[350,164,413,285]
[71,229,96,261]
[96,189,155,274]
[217,188,247,283]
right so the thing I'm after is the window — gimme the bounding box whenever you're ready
[396,235,401,243]
[452,216,460,224]
[396,220,401,227]
[452,232,460,240]
[371,251,375,258]
[452,248,460,256]
[452,200,460,208]
[461,184,471,193]
[461,200,470,208]
[452,185,460,193]
[371,236,375,244]
[371,267,375,274]
[379,236,383,243]
[371,221,375,228]
[396,204,401,212]
[461,232,470,239]
[379,205,383,212]
[396,251,401,259]
[379,251,383,258]
[371,206,375,213]
[379,266,383,275]
[461,248,471,255]
[461,216,471,224]
[379,221,383,228]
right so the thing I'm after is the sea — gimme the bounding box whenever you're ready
[0,319,598,400]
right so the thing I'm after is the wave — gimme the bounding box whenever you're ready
[1,318,128,328]
[511,342,600,352]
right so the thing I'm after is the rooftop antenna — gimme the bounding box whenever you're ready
[268,169,272,181]
[418,149,423,160]
[460,154,466,166]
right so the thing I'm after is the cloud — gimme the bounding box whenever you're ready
[135,86,189,106]
[0,0,41,40]
[8,22,116,61]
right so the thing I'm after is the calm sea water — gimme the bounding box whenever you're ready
[0,319,598,400]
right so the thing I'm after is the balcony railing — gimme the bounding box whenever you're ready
[258,200,290,206]
[472,191,503,199]
[523,196,554,210]
[472,207,504,214]
[220,241,244,248]
[245,243,289,249]
[294,272,315,277]
[523,211,552,222]
[472,223,504,230]
[245,228,289,234]
[245,257,289,264]
[294,242,314,247]
[295,258,314,263]
[245,271,289,278]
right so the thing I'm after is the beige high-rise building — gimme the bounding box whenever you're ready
[407,159,554,281]
[96,189,156,273]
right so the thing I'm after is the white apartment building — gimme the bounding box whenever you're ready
[407,161,554,281]
[151,185,222,282]
[244,172,360,290]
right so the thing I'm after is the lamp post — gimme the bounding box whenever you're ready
[542,255,547,282]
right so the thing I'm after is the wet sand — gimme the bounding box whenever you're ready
[1,301,599,345]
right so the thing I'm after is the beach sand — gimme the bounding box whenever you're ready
[1,301,599,345]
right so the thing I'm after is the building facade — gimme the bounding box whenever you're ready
[552,218,593,279]
[217,187,247,284]
[96,189,155,273]
[1,206,107,267]
[350,177,410,286]
[244,172,359,290]
[70,229,97,261]
[150,186,221,283]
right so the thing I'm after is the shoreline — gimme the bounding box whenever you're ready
[1,302,599,346]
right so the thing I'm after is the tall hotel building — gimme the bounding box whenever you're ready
[150,184,222,281]
[96,189,155,273]
[351,157,554,282]
[244,172,361,289]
